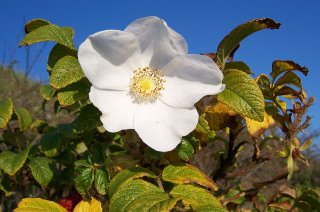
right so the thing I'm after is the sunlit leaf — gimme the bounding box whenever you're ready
[29,157,53,187]
[108,166,156,198]
[14,198,67,212]
[271,60,308,80]
[218,70,265,121]
[24,19,50,33]
[50,56,85,89]
[205,101,237,130]
[73,198,102,212]
[225,61,251,74]
[20,24,75,49]
[0,97,14,129]
[274,71,302,89]
[216,18,280,68]
[162,164,218,191]
[300,138,312,151]
[0,145,31,176]
[245,112,275,138]
[110,179,177,212]
[170,184,226,211]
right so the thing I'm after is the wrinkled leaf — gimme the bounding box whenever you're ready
[75,167,94,198]
[47,44,77,72]
[271,60,308,80]
[268,201,292,210]
[14,107,32,131]
[218,70,265,121]
[14,198,67,212]
[73,198,102,212]
[0,97,14,128]
[108,166,156,198]
[29,157,53,187]
[225,61,251,74]
[50,56,85,89]
[94,169,110,195]
[110,179,177,212]
[20,24,75,49]
[170,184,226,211]
[162,164,218,191]
[57,81,89,106]
[274,71,302,89]
[216,18,280,68]
[72,104,101,133]
[0,145,31,176]
[177,139,195,161]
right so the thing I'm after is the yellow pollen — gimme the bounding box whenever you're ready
[130,67,165,102]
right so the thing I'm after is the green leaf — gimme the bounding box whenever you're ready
[216,18,280,68]
[162,164,218,191]
[47,44,77,72]
[0,97,14,128]
[29,157,53,187]
[20,24,75,49]
[40,129,61,157]
[225,61,251,74]
[57,81,89,106]
[295,190,320,210]
[94,169,110,195]
[271,60,308,80]
[195,114,215,137]
[274,71,302,89]
[14,107,32,131]
[177,139,194,161]
[0,145,31,176]
[75,167,94,198]
[300,139,312,151]
[110,179,177,212]
[218,70,264,121]
[72,104,101,134]
[274,86,300,98]
[24,19,50,33]
[15,198,67,212]
[170,184,226,211]
[40,85,55,101]
[50,56,85,89]
[108,167,157,198]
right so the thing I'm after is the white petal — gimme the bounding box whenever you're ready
[125,16,187,69]
[160,54,225,109]
[89,86,136,132]
[78,30,142,90]
[134,101,198,152]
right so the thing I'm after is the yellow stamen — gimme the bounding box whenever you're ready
[130,67,165,102]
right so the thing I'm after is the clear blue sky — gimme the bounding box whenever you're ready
[0,0,319,138]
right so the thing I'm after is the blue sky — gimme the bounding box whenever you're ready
[0,0,319,138]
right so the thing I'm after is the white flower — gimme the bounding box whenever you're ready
[78,16,224,152]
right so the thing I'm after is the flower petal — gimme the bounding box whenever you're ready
[78,30,142,90]
[160,54,225,109]
[125,16,187,69]
[134,101,198,152]
[89,86,136,132]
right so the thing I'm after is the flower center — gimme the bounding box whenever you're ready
[130,67,165,102]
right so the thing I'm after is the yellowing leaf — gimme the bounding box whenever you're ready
[205,101,237,130]
[14,198,67,212]
[162,164,218,191]
[245,112,275,138]
[73,198,102,212]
